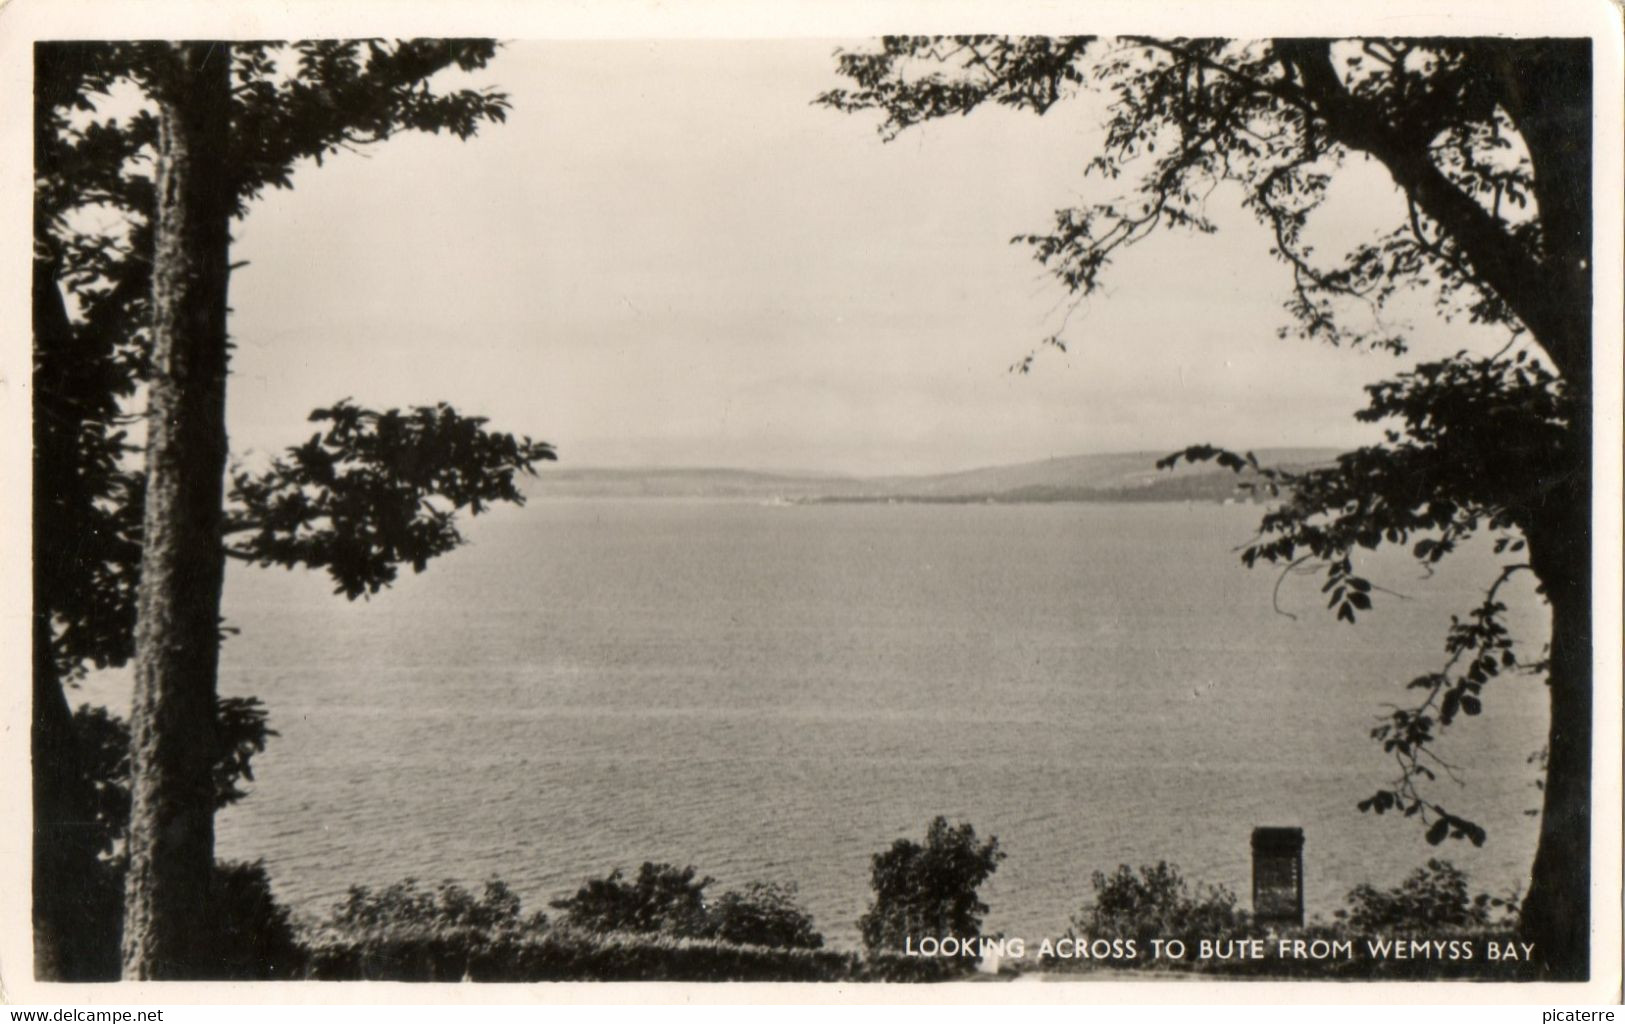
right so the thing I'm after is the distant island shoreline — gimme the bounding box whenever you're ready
[531,448,1339,505]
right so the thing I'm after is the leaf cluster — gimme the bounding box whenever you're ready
[228,40,510,214]
[1158,349,1566,611]
[226,400,556,599]
[70,697,277,858]
[819,36,1096,139]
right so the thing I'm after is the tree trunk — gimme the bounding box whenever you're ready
[121,42,233,981]
[1505,39,1593,982]
[1518,443,1592,981]
[1492,39,1592,399]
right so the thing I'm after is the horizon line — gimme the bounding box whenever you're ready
[539,444,1346,481]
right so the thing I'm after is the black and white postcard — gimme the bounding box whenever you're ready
[3,0,1620,1009]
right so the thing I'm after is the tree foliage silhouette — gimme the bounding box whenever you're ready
[821,36,1594,978]
[858,817,1004,955]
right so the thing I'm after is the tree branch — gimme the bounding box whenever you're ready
[1273,40,1583,382]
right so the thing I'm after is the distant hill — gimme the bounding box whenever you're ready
[530,467,846,499]
[534,448,1340,504]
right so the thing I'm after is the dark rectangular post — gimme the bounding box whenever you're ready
[1251,826,1304,927]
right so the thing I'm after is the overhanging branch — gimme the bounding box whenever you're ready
[1273,40,1583,382]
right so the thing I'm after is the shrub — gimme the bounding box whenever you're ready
[548,865,826,951]
[321,876,544,938]
[1341,858,1512,932]
[306,928,959,982]
[201,860,306,979]
[857,816,1004,954]
[308,877,548,981]
[1071,861,1254,957]
[705,881,823,950]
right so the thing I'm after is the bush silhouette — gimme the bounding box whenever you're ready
[550,862,714,937]
[707,881,823,950]
[1071,861,1254,956]
[1341,859,1512,932]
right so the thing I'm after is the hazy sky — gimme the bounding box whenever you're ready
[223,39,1516,476]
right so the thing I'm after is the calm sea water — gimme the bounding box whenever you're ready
[84,499,1550,947]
